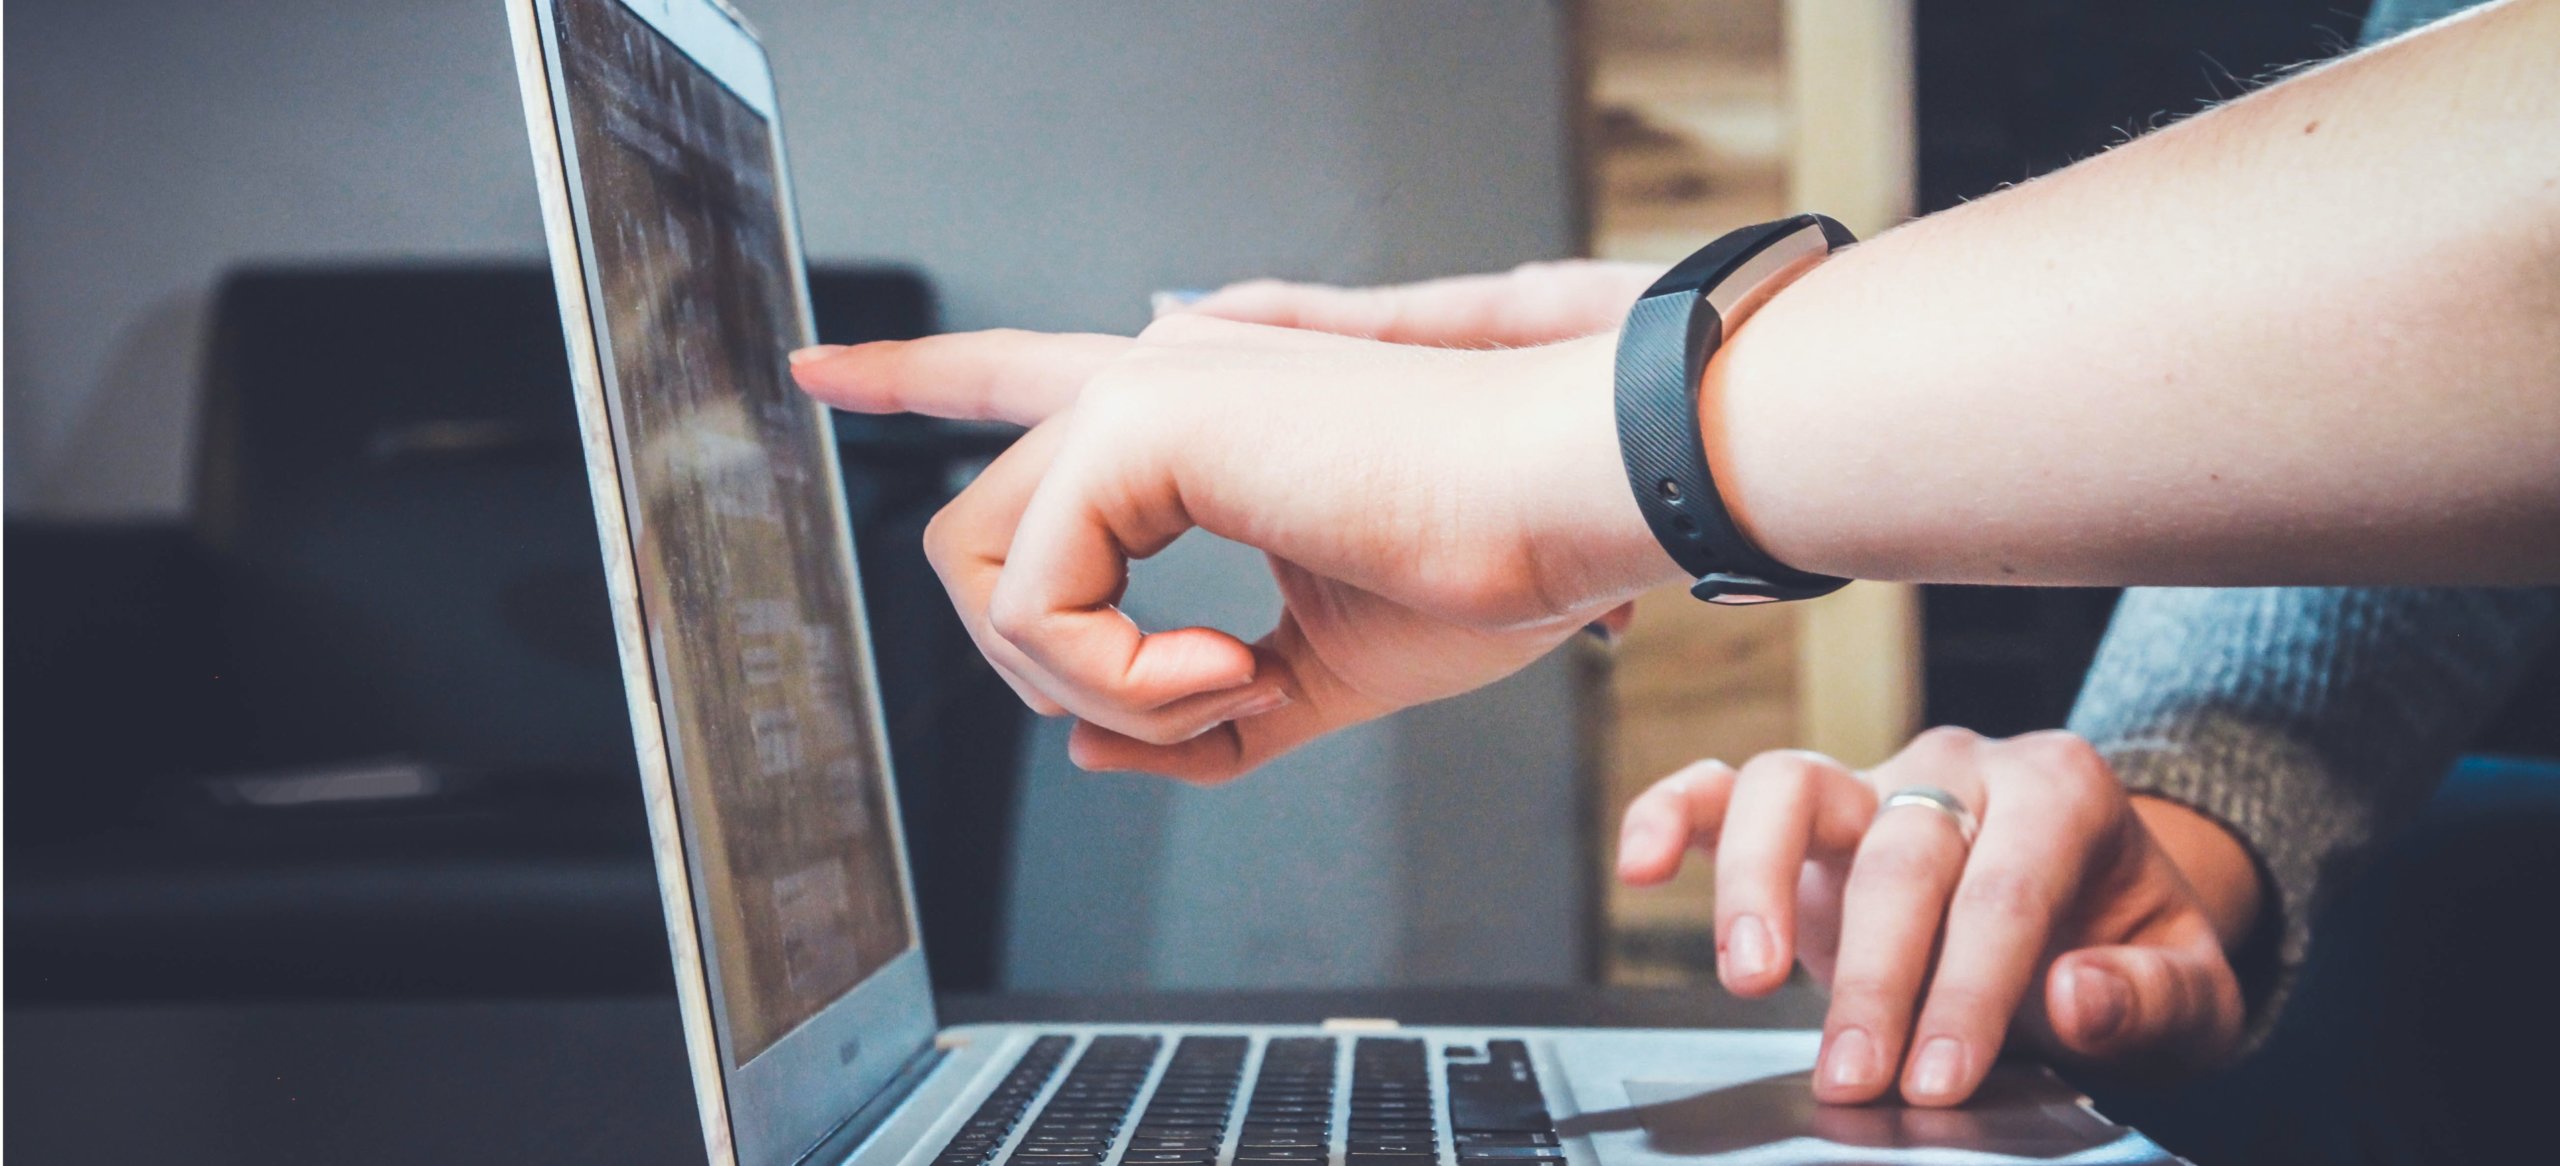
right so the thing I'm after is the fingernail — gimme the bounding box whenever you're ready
[1908,1037,1967,1100]
[1724,914,1773,982]
[787,344,846,365]
[2070,964,2131,1044]
[1150,289,1211,318]
[1229,688,1291,719]
[1820,1027,1878,1091]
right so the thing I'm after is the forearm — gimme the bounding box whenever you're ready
[1708,0,2560,586]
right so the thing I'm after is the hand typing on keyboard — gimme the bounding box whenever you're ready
[1615,728,2256,1108]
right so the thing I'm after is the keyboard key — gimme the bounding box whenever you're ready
[1240,1125,1329,1139]
[1237,1132,1329,1148]
[1457,1149,1567,1161]
[1446,1057,1548,1133]
[1350,1155,1438,1166]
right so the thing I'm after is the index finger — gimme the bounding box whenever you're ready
[789,329,1132,425]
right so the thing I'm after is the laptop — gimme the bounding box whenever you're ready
[503,2,2183,1163]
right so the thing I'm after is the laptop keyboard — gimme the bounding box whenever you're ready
[938,1034,1075,1166]
[1239,1037,1337,1160]
[1135,1036,1249,1158]
[1010,1035,1167,1165]
[931,1035,1560,1166]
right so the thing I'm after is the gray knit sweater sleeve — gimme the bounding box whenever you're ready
[2066,587,2560,1037]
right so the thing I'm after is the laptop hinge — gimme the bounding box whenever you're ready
[794,1041,949,1166]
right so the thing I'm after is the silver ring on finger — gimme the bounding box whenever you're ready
[1875,785,1980,848]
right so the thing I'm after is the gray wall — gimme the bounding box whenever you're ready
[4,0,1591,988]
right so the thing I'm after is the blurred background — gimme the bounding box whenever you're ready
[6,0,2371,1011]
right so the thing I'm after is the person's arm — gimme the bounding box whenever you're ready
[789,1,2560,780]
[1691,0,2560,586]
[1177,0,2560,588]
[2069,585,2560,1041]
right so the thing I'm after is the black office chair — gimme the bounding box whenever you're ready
[7,264,1027,999]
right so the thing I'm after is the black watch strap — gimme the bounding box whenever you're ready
[1614,213,1855,605]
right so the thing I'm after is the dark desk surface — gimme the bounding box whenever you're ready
[7,987,1826,1166]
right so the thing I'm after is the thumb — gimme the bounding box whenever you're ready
[2044,941,2245,1068]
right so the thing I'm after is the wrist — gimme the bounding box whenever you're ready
[1692,248,1847,580]
[1508,333,1693,611]
[2131,793,2267,950]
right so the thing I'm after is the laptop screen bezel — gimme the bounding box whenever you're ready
[508,1,939,1162]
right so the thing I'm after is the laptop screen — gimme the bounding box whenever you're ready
[554,0,915,1065]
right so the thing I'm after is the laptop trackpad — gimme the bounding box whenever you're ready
[1619,1070,2132,1160]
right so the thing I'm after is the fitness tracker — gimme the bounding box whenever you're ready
[1614,213,1855,605]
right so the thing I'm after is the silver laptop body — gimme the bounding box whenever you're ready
[504,2,2182,1164]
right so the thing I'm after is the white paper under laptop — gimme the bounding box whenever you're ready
[506,2,2187,1164]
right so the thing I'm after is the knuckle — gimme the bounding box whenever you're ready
[920,506,962,560]
[1954,865,2055,920]
[2010,730,2110,780]
[1998,733,2124,822]
[984,589,1044,646]
[1907,724,1983,758]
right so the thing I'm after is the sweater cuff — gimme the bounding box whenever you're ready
[2097,719,2373,1057]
